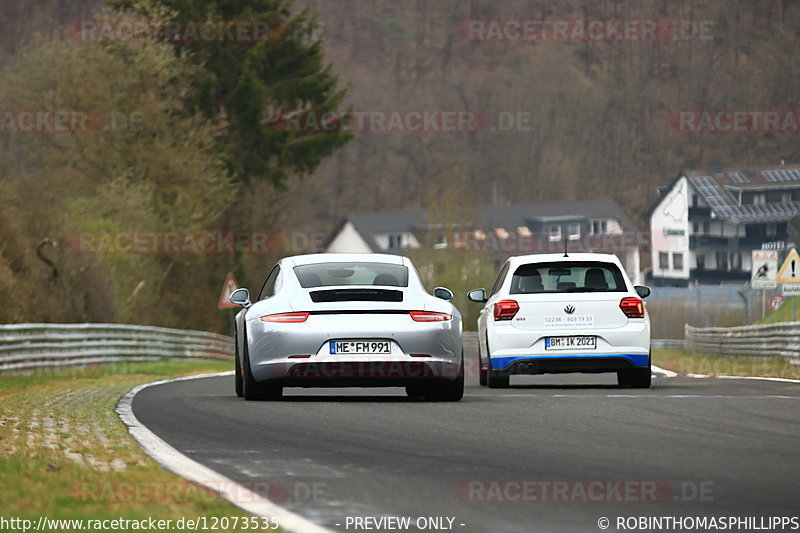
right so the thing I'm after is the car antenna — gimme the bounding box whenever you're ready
[563,236,569,257]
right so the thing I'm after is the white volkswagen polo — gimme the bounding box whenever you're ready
[468,253,651,388]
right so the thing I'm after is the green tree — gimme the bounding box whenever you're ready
[105,0,352,189]
[0,31,236,328]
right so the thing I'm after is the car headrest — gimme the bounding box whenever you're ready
[515,273,543,293]
[373,274,400,286]
[584,268,608,290]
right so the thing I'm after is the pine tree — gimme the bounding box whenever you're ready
[106,0,352,188]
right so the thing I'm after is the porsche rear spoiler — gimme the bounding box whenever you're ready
[309,288,403,303]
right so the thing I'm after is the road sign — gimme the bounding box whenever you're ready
[769,294,786,312]
[775,248,800,283]
[751,250,778,289]
[783,284,800,295]
[217,272,240,310]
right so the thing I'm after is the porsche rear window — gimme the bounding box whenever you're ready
[509,261,627,294]
[294,262,409,288]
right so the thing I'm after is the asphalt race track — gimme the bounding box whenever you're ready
[132,348,800,533]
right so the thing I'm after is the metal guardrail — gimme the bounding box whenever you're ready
[0,323,234,373]
[651,339,686,350]
[685,322,800,358]
[0,322,709,374]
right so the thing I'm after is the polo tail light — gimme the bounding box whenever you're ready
[493,300,519,321]
[619,297,644,319]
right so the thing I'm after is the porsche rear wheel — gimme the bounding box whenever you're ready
[405,384,426,399]
[234,329,243,397]
[425,357,464,401]
[242,329,282,401]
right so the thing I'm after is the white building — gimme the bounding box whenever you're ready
[322,198,643,284]
[649,165,800,286]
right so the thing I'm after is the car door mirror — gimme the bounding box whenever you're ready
[634,285,651,299]
[433,287,454,301]
[467,288,487,303]
[230,287,251,308]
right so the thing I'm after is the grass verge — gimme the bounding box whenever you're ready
[0,360,282,532]
[653,348,800,380]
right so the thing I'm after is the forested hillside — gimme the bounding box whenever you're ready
[282,0,800,230]
[2,0,799,329]
[4,0,799,228]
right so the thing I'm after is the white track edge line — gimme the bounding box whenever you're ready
[683,372,800,383]
[713,374,800,384]
[651,364,678,378]
[115,371,333,533]
[654,364,800,383]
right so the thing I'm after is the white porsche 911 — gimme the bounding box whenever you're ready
[468,253,652,388]
[229,253,464,401]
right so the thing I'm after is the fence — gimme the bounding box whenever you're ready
[0,323,234,373]
[685,322,800,359]
[651,339,686,349]
[12,321,791,374]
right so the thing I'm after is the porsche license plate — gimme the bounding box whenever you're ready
[329,340,391,355]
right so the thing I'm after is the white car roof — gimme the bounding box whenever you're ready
[286,253,407,267]
[506,252,624,267]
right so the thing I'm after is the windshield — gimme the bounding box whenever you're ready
[509,261,627,294]
[294,262,409,288]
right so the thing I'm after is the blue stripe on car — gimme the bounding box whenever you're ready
[490,353,650,369]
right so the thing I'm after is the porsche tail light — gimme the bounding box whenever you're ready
[493,300,519,321]
[619,297,645,318]
[260,312,309,323]
[409,311,452,322]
